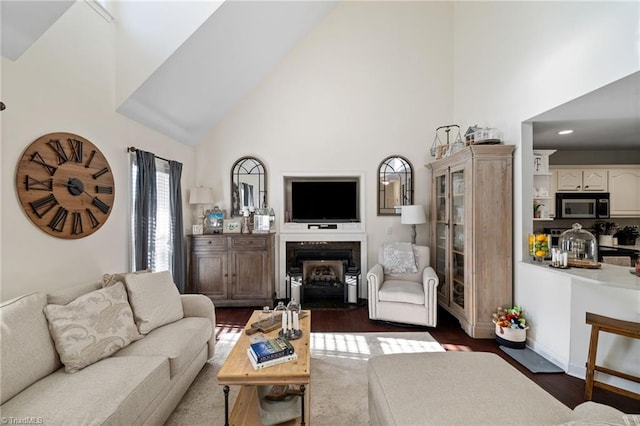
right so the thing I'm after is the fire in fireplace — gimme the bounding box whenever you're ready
[303,260,344,287]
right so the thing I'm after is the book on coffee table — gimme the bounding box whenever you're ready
[249,337,294,363]
[246,348,298,370]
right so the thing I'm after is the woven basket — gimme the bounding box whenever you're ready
[495,324,527,349]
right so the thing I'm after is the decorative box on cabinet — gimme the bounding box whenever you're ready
[189,233,275,307]
[427,145,514,339]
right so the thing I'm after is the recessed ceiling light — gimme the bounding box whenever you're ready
[558,130,574,135]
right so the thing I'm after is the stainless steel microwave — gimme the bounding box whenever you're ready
[555,192,610,219]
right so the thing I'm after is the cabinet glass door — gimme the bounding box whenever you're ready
[450,169,465,310]
[434,172,448,301]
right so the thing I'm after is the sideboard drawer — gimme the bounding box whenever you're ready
[192,236,227,249]
[230,236,268,250]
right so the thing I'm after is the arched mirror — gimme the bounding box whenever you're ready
[231,156,267,217]
[377,155,413,215]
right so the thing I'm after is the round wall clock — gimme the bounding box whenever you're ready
[15,132,115,239]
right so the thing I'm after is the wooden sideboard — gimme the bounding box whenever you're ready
[189,233,275,307]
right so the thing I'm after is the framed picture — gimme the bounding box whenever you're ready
[253,214,270,233]
[223,219,241,234]
[192,224,203,235]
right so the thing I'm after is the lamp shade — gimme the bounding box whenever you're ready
[401,205,426,225]
[189,187,214,205]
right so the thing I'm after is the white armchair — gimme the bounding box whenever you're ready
[367,244,438,327]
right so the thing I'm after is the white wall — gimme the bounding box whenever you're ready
[0,2,195,301]
[453,1,639,388]
[196,1,454,293]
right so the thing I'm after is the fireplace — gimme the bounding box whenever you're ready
[285,241,361,304]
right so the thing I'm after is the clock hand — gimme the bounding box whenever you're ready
[62,179,84,196]
[61,181,78,189]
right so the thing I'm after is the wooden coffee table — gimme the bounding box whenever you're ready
[217,310,311,425]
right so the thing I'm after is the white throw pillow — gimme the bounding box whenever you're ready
[44,283,143,373]
[124,270,184,334]
[382,242,418,274]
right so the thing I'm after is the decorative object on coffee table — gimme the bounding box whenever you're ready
[280,299,303,340]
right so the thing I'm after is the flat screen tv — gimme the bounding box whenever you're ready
[289,179,359,223]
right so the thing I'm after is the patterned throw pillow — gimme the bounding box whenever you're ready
[44,283,143,373]
[382,242,418,274]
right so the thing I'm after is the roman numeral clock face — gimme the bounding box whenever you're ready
[15,132,115,239]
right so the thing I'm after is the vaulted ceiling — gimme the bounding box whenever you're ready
[2,1,638,151]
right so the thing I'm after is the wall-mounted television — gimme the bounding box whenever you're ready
[285,177,360,223]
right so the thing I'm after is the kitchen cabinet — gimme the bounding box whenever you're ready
[189,233,275,307]
[427,145,514,338]
[608,167,640,217]
[556,168,607,191]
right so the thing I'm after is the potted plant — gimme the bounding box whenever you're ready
[492,306,529,349]
[614,225,639,246]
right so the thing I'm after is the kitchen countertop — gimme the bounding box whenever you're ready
[599,244,640,251]
[525,259,640,290]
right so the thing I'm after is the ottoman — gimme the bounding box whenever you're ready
[368,352,573,425]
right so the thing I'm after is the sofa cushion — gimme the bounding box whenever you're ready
[113,317,212,378]
[378,279,424,305]
[102,269,150,288]
[124,270,184,334]
[47,282,102,305]
[0,355,169,426]
[0,293,62,404]
[44,283,143,373]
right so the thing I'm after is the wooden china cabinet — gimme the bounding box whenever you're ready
[189,233,275,307]
[427,145,515,338]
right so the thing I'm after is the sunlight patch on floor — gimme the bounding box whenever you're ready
[441,343,473,352]
[309,333,445,361]
[311,333,371,361]
[377,336,445,354]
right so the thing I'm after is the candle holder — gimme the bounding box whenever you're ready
[278,299,303,340]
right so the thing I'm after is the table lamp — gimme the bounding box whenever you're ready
[401,205,426,244]
[189,187,214,232]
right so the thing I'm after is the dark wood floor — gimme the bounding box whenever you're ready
[214,305,638,414]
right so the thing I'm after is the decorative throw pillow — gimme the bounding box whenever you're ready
[124,270,184,334]
[102,269,150,288]
[382,242,418,274]
[44,283,143,373]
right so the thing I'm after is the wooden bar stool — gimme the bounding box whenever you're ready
[584,312,640,401]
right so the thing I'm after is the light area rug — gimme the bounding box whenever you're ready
[165,332,444,426]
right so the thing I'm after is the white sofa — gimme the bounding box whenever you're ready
[0,272,216,425]
[368,352,631,425]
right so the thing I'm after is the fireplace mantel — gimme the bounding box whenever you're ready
[278,233,367,300]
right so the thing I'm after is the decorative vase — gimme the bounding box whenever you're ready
[495,323,527,349]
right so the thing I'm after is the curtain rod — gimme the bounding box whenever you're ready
[127,146,170,163]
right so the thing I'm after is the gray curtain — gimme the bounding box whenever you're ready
[169,160,186,293]
[134,150,157,271]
